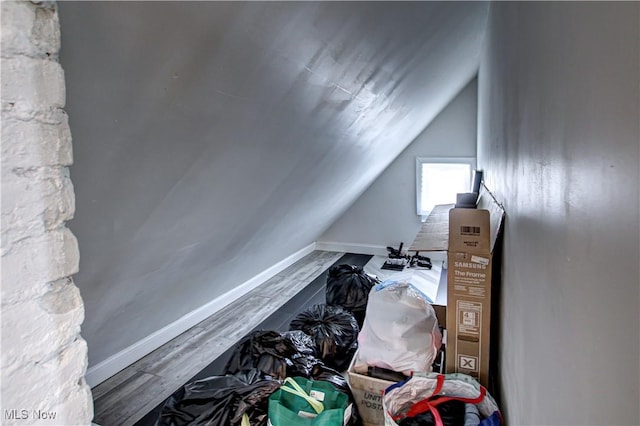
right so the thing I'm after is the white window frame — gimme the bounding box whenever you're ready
[416,156,477,217]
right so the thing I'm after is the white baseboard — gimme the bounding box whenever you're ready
[315,241,388,257]
[85,242,317,388]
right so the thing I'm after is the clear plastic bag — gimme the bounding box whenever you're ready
[382,373,502,426]
[354,280,442,375]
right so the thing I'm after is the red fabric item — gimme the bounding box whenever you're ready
[393,374,488,426]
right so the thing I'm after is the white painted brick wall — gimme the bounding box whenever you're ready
[1,115,73,168]
[2,56,66,107]
[1,1,60,59]
[1,167,76,251]
[1,1,93,425]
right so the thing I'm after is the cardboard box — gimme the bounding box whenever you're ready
[448,208,491,254]
[346,354,396,426]
[408,186,504,387]
[447,245,492,384]
[446,191,503,386]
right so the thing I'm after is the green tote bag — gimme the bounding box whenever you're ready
[268,377,349,426]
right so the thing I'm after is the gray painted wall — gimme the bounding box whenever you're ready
[478,2,639,424]
[58,2,489,367]
[319,77,477,250]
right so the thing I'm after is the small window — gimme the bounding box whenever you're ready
[416,157,476,216]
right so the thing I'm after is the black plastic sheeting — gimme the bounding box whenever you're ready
[224,330,322,380]
[155,369,280,426]
[157,330,363,426]
[289,304,359,372]
[326,264,379,328]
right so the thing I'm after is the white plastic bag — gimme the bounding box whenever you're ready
[382,373,501,426]
[354,280,441,375]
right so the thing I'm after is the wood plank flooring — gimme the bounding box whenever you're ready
[91,250,346,426]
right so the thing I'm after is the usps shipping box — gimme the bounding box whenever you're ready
[346,353,396,426]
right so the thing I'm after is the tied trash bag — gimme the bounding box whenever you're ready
[224,330,322,380]
[283,330,325,377]
[268,377,350,426]
[355,280,441,375]
[155,369,280,426]
[382,373,502,426]
[289,304,359,371]
[326,264,380,328]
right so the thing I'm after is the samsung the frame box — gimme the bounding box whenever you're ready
[409,185,504,387]
[447,208,492,385]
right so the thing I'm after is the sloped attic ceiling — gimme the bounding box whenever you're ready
[59,1,488,367]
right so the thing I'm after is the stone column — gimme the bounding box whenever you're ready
[1,1,93,424]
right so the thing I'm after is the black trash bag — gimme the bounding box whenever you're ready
[311,364,350,396]
[397,398,466,426]
[282,329,318,357]
[282,330,324,377]
[312,364,363,426]
[223,330,289,379]
[326,264,379,327]
[224,330,322,380]
[155,369,280,426]
[289,304,359,371]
